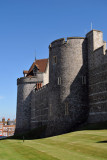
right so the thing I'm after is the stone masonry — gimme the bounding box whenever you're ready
[16,29,107,137]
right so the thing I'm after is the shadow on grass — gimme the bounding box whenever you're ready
[0,125,47,141]
[97,140,107,143]
[78,121,107,131]
[1,121,107,141]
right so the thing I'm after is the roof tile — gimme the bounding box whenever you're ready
[27,58,48,76]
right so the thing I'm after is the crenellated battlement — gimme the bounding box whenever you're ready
[49,38,65,48]
[49,37,85,48]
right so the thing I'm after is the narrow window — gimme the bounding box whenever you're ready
[58,77,61,85]
[65,102,69,115]
[49,104,52,116]
[82,76,86,84]
[53,56,57,64]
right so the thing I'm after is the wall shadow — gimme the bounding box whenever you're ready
[78,121,107,131]
[97,140,107,143]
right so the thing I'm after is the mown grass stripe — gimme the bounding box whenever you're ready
[0,130,107,160]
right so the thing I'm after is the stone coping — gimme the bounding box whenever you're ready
[86,29,102,37]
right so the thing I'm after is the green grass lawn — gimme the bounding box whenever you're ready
[0,129,107,160]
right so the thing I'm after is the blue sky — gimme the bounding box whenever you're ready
[0,0,107,120]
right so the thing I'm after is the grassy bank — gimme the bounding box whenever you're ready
[0,128,107,160]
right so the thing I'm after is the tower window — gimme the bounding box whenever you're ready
[65,102,69,115]
[58,77,61,85]
[82,76,86,84]
[53,56,57,64]
[49,104,52,116]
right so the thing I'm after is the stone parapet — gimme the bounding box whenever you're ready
[17,75,43,85]
[49,37,85,48]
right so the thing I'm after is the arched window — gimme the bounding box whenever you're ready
[53,56,57,64]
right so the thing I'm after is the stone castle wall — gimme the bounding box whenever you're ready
[88,63,107,122]
[16,29,107,136]
[87,30,107,123]
[27,37,89,137]
[31,84,49,130]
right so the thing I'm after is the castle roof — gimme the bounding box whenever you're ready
[23,70,28,74]
[27,58,48,76]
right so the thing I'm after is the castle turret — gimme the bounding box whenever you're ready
[49,37,87,101]
[86,30,105,69]
[49,37,88,126]
[16,76,43,134]
[16,59,49,134]
[86,30,103,52]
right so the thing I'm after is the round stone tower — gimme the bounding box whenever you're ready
[49,37,86,101]
[16,77,38,134]
[49,37,88,127]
